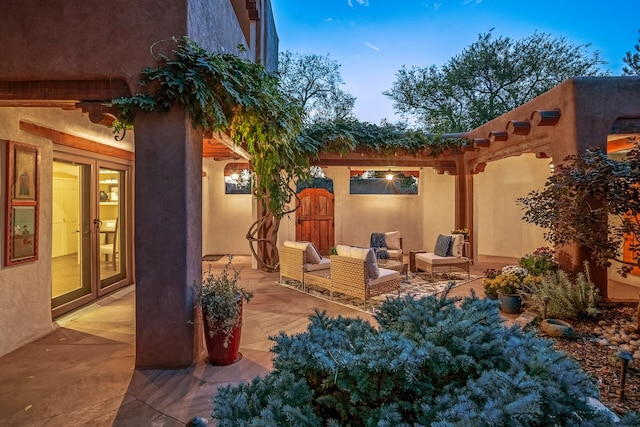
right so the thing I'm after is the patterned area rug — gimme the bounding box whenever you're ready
[278,272,478,314]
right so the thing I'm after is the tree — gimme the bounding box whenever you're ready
[384,31,606,133]
[518,144,640,277]
[278,50,356,123]
[623,30,640,75]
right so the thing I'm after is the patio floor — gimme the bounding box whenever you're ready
[0,254,635,426]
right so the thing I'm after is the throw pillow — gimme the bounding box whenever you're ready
[283,240,322,263]
[385,231,401,250]
[448,234,464,257]
[375,248,389,259]
[305,242,323,264]
[434,234,452,257]
[370,232,386,249]
[365,248,380,279]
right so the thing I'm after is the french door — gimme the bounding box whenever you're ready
[51,152,131,317]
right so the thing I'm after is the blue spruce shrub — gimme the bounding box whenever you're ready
[212,290,638,426]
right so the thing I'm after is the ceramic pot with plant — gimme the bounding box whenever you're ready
[485,265,527,314]
[198,256,253,365]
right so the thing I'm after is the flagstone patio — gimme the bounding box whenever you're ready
[0,254,619,426]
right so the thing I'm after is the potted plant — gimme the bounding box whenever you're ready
[198,256,253,365]
[451,228,471,241]
[484,265,527,314]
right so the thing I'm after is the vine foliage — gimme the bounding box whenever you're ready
[112,37,308,218]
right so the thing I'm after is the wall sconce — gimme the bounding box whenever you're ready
[385,169,394,180]
[549,162,555,174]
[229,160,240,183]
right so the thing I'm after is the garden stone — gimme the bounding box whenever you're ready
[620,344,633,352]
[541,319,575,338]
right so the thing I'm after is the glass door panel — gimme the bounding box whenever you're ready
[51,160,92,308]
[98,166,126,289]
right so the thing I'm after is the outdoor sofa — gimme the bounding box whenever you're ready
[280,241,401,307]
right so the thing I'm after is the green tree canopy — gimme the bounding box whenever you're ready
[384,31,606,133]
[623,30,640,75]
[278,50,356,124]
[518,144,640,276]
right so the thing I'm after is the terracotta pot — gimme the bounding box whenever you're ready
[497,292,521,314]
[202,298,243,365]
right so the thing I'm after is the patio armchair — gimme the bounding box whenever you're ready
[369,230,403,262]
[279,240,330,289]
[414,233,470,279]
[328,245,401,307]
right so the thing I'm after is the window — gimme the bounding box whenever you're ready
[224,162,251,194]
[349,170,419,195]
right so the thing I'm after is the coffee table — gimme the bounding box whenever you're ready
[378,259,408,281]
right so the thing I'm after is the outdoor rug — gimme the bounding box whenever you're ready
[277,272,479,314]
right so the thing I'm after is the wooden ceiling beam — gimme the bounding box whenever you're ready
[19,120,134,161]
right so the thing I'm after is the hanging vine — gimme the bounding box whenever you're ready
[112,37,309,219]
[110,37,467,269]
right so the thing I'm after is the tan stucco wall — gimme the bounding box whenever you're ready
[277,166,454,254]
[421,169,456,251]
[0,107,134,357]
[202,159,253,256]
[475,153,548,258]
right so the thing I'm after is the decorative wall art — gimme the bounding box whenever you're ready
[5,141,40,265]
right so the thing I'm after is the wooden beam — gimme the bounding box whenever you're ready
[19,121,134,161]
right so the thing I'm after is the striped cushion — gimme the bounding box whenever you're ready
[433,234,452,257]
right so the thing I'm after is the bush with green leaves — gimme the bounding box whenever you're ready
[212,289,637,426]
[519,246,559,276]
[520,262,600,320]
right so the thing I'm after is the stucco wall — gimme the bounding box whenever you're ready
[0,0,256,84]
[202,159,254,256]
[188,0,250,58]
[0,112,53,357]
[277,166,455,254]
[475,153,548,258]
[421,169,456,251]
[0,107,134,357]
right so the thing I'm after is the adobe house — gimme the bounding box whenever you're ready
[274,76,640,301]
[0,0,279,368]
[0,1,638,370]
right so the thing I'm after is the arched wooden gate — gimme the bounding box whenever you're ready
[295,188,334,255]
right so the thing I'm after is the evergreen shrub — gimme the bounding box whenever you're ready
[211,289,635,426]
[521,262,600,320]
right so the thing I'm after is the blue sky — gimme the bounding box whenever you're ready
[272,0,640,123]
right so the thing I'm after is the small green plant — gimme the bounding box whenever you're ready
[451,227,470,239]
[483,265,527,296]
[198,256,253,347]
[329,246,337,255]
[520,262,600,320]
[519,246,559,276]
[211,288,635,425]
